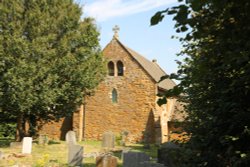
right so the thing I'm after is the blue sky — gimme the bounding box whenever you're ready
[76,0,182,75]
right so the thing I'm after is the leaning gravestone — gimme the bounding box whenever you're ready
[102,131,115,148]
[96,154,117,167]
[66,131,77,145]
[22,137,32,154]
[68,144,84,167]
[66,131,83,167]
[123,152,150,167]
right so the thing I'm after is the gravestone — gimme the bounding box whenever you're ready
[139,161,166,167]
[158,142,180,167]
[0,151,3,159]
[38,134,49,145]
[96,154,117,167]
[102,131,115,148]
[121,147,131,160]
[68,144,84,167]
[10,142,22,148]
[66,131,83,166]
[123,152,150,167]
[121,131,129,146]
[22,137,32,154]
[66,130,77,145]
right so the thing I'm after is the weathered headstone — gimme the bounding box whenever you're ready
[66,131,83,166]
[121,147,131,160]
[0,151,3,159]
[10,142,22,148]
[68,144,84,167]
[158,142,180,167]
[96,154,117,167]
[38,134,49,145]
[66,130,77,145]
[123,152,150,167]
[139,161,166,167]
[102,131,115,148]
[22,137,32,154]
[121,131,129,146]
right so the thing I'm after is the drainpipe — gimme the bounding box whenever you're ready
[82,96,86,141]
[78,96,87,142]
[78,104,83,142]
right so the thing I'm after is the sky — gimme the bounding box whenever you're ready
[75,0,182,75]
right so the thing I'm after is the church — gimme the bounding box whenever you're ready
[40,26,183,143]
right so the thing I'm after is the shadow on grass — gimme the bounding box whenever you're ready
[0,137,14,148]
[126,144,159,159]
[48,140,61,145]
[80,163,95,167]
[84,162,122,167]
[112,149,122,159]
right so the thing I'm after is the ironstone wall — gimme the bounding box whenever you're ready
[74,38,157,143]
[39,38,160,142]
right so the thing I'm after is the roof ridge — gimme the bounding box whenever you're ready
[111,38,176,90]
[152,61,177,86]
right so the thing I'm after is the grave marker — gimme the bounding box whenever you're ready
[10,142,22,148]
[66,130,77,145]
[66,131,83,166]
[123,152,150,167]
[22,137,32,154]
[68,144,84,167]
[102,131,115,148]
[121,131,129,146]
[38,134,49,145]
[96,154,117,167]
[0,151,3,160]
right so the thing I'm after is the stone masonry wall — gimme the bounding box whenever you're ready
[39,116,72,140]
[82,39,157,142]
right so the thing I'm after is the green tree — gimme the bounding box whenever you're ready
[0,0,105,141]
[152,0,250,166]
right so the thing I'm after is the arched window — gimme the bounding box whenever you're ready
[108,61,114,76]
[112,88,118,103]
[117,61,124,76]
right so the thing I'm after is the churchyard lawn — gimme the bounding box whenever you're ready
[0,137,158,167]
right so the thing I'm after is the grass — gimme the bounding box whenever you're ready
[0,137,15,148]
[0,137,158,167]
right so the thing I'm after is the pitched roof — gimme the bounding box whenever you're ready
[170,101,186,122]
[115,38,176,90]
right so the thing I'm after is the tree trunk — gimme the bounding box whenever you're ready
[16,114,24,142]
[15,114,32,141]
[24,118,30,137]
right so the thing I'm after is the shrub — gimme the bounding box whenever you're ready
[0,123,16,138]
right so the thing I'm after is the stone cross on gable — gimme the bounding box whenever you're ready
[112,25,120,39]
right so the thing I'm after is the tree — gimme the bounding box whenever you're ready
[152,0,250,166]
[0,0,105,141]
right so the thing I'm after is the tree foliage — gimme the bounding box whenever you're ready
[0,0,105,139]
[152,0,250,166]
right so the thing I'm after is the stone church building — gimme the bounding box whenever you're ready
[40,27,183,143]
